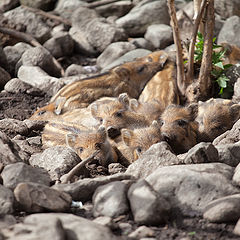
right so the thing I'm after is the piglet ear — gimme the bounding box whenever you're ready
[65,133,77,148]
[230,104,240,123]
[187,103,199,120]
[151,120,159,128]
[98,126,107,140]
[114,66,130,80]
[129,98,139,111]
[118,93,130,109]
[121,128,133,146]
[90,103,99,118]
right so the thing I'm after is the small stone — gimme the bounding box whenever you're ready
[14,182,72,212]
[128,226,155,239]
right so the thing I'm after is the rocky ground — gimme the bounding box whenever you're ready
[1,0,240,240]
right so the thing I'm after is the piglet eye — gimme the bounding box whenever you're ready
[99,118,103,123]
[136,147,142,153]
[78,147,84,153]
[115,111,123,118]
[158,119,164,126]
[137,65,145,73]
[37,110,46,116]
[95,143,102,150]
[177,119,187,126]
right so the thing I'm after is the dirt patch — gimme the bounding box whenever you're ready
[0,91,50,120]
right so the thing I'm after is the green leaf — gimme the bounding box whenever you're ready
[214,62,224,69]
[223,64,232,69]
[188,231,196,236]
[216,74,229,88]
[219,87,224,95]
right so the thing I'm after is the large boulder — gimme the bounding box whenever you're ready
[116,0,170,36]
[146,163,239,216]
[217,16,240,48]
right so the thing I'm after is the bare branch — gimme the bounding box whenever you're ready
[198,0,214,99]
[22,5,72,26]
[187,0,208,82]
[0,26,42,47]
[60,150,100,184]
[167,0,186,97]
[0,26,65,77]
[87,0,123,8]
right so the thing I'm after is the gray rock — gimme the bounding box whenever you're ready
[19,0,56,11]
[234,218,240,236]
[0,215,16,230]
[14,182,72,212]
[0,118,28,138]
[52,173,135,202]
[20,46,63,77]
[126,142,181,178]
[233,163,240,186]
[102,48,151,72]
[146,163,239,216]
[213,119,240,145]
[17,66,64,96]
[128,226,155,239]
[0,131,27,166]
[108,163,126,174]
[71,7,127,53]
[96,0,132,18]
[86,18,127,53]
[4,216,66,240]
[217,16,240,48]
[23,119,46,132]
[29,146,84,182]
[129,37,154,51]
[0,185,14,215]
[13,136,42,157]
[4,6,51,43]
[69,26,98,55]
[97,42,136,69]
[215,0,240,20]
[54,0,86,20]
[204,194,240,223]
[128,179,170,225]
[144,24,173,49]
[233,77,240,102]
[116,0,170,36]
[65,64,88,77]
[3,42,32,76]
[0,46,8,71]
[0,66,11,88]
[71,6,99,29]
[1,162,51,190]
[118,222,132,235]
[4,78,33,94]
[43,32,74,59]
[22,213,119,240]
[216,142,240,167]
[93,181,129,218]
[183,142,219,164]
[225,64,240,96]
[0,0,19,13]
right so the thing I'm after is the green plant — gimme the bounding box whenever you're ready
[194,32,232,96]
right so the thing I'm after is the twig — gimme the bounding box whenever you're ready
[198,0,214,99]
[60,150,101,184]
[22,5,72,26]
[0,26,42,47]
[167,0,186,97]
[187,0,208,82]
[87,0,122,8]
[0,26,65,77]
